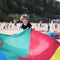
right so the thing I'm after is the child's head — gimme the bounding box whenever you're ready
[20,14,29,24]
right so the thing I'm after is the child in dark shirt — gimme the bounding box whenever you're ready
[20,14,32,29]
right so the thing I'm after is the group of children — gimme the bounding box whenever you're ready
[2,20,16,30]
[1,14,32,30]
[1,14,59,31]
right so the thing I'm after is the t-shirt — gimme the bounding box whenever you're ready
[21,23,32,29]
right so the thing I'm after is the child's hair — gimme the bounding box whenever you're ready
[20,14,29,21]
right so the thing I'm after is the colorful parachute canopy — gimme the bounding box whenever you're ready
[45,31,59,39]
[20,30,60,60]
[38,30,59,39]
[57,32,60,38]
[0,29,60,60]
[50,47,60,60]
[0,29,31,60]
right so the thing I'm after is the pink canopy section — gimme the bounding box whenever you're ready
[19,30,60,60]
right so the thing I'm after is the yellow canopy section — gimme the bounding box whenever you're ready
[50,46,60,60]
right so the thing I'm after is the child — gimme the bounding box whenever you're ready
[20,14,32,30]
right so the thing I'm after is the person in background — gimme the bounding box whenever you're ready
[9,21,12,29]
[39,21,42,27]
[47,23,50,31]
[6,22,9,29]
[2,21,5,29]
[13,19,17,29]
[55,23,57,29]
[20,14,32,30]
[13,19,17,26]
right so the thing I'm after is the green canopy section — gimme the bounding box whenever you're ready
[0,29,31,60]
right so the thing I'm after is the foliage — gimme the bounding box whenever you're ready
[0,0,60,22]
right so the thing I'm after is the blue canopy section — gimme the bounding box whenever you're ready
[0,52,7,60]
[0,29,31,60]
[45,31,59,39]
